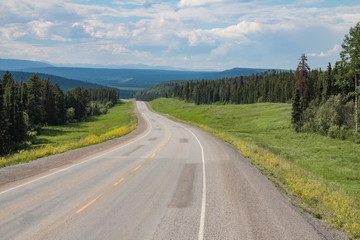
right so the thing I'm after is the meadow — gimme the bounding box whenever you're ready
[0,101,137,167]
[150,98,360,238]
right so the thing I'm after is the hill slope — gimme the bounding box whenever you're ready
[20,67,274,89]
[0,70,105,92]
[0,58,53,70]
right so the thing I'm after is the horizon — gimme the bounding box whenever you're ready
[0,0,359,71]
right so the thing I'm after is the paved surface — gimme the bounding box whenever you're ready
[0,102,340,239]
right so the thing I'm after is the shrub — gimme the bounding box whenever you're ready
[66,107,75,122]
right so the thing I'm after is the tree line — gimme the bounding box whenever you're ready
[136,22,360,141]
[291,22,360,140]
[0,72,119,155]
[167,70,295,105]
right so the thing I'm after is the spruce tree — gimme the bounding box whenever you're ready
[27,74,43,128]
[340,21,360,133]
[0,81,10,154]
[54,83,66,125]
[292,88,302,132]
[295,54,313,108]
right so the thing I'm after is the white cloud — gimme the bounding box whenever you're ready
[178,0,229,8]
[100,43,130,55]
[0,0,359,69]
[308,44,341,57]
[28,20,54,38]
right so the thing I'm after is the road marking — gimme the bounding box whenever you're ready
[0,102,153,197]
[113,177,125,186]
[133,165,141,171]
[149,130,172,159]
[76,194,104,214]
[187,128,206,240]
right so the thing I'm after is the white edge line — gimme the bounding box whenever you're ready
[187,128,206,240]
[0,102,153,196]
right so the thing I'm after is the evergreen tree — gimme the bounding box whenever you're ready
[340,21,360,133]
[27,74,44,128]
[41,78,56,125]
[292,89,302,132]
[324,63,334,100]
[54,83,66,125]
[295,54,313,108]
[0,81,10,154]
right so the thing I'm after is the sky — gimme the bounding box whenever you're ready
[0,0,359,71]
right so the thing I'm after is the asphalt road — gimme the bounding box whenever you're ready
[0,101,334,240]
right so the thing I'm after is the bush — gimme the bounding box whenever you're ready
[88,101,109,116]
[301,95,355,141]
[66,107,75,122]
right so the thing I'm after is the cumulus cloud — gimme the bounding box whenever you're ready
[308,44,341,57]
[100,44,130,55]
[28,20,54,38]
[0,0,359,69]
[178,0,229,8]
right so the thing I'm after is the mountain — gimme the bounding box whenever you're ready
[0,70,106,92]
[19,67,276,89]
[0,59,286,98]
[0,58,53,71]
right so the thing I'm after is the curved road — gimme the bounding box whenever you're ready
[0,101,330,239]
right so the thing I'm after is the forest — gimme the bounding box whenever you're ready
[137,22,360,141]
[0,71,119,155]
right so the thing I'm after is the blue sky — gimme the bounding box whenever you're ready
[0,0,359,70]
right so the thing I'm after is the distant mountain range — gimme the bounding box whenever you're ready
[16,67,276,89]
[0,58,287,98]
[0,58,54,70]
[0,70,105,92]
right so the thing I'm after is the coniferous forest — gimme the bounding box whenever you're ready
[137,22,360,141]
[0,71,119,155]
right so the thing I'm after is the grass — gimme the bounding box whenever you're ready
[0,101,137,167]
[150,98,360,238]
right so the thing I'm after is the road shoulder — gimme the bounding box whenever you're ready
[0,102,147,189]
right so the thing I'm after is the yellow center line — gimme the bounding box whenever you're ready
[133,165,141,171]
[76,194,104,214]
[113,177,125,186]
[151,153,156,158]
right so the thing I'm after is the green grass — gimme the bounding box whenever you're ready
[34,101,135,147]
[150,98,360,238]
[0,101,137,167]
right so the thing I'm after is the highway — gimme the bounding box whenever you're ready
[0,101,328,239]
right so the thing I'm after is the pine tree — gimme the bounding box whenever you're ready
[0,80,10,154]
[295,54,313,108]
[27,74,44,128]
[292,88,302,132]
[54,84,66,125]
[41,78,56,125]
[340,21,360,133]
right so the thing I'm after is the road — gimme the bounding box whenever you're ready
[0,101,332,240]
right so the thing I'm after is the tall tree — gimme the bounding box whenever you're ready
[324,63,334,100]
[41,78,56,125]
[340,21,360,133]
[295,54,313,108]
[0,80,10,154]
[27,74,43,128]
[292,89,302,132]
[53,83,66,125]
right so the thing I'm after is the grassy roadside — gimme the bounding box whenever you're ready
[0,101,137,168]
[150,98,360,238]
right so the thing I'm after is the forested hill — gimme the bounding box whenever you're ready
[0,58,53,70]
[136,70,295,103]
[0,70,105,91]
[18,66,275,89]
